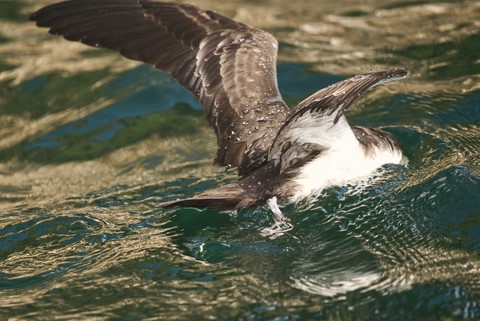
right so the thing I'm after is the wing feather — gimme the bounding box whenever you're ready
[30,0,290,173]
[269,69,407,169]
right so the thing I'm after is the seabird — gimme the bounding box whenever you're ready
[31,1,407,228]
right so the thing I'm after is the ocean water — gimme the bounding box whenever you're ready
[1,0,480,320]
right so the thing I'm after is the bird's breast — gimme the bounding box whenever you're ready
[287,140,403,203]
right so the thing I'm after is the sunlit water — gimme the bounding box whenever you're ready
[1,0,480,320]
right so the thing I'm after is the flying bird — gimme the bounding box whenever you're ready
[30,0,407,230]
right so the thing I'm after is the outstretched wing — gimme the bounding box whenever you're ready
[269,69,407,172]
[30,0,289,173]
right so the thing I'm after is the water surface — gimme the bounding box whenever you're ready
[1,0,480,320]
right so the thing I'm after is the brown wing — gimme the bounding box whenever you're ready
[30,0,289,173]
[269,69,407,169]
[289,69,407,124]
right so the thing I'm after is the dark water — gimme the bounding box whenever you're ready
[1,0,480,320]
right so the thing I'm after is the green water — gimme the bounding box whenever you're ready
[1,0,480,320]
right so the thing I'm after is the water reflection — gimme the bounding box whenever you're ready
[1,0,480,320]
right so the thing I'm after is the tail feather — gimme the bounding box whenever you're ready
[159,197,243,209]
[158,183,256,210]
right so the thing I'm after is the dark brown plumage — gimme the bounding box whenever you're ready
[30,1,407,212]
[30,0,289,174]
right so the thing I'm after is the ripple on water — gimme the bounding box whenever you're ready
[1,0,480,318]
[277,160,480,301]
[0,200,180,312]
[366,167,478,289]
[0,211,102,311]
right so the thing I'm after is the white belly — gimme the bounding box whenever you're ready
[289,140,403,202]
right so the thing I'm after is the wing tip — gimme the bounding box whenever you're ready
[284,67,408,126]
[29,9,42,23]
[29,4,55,26]
[363,68,408,90]
[368,68,408,84]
